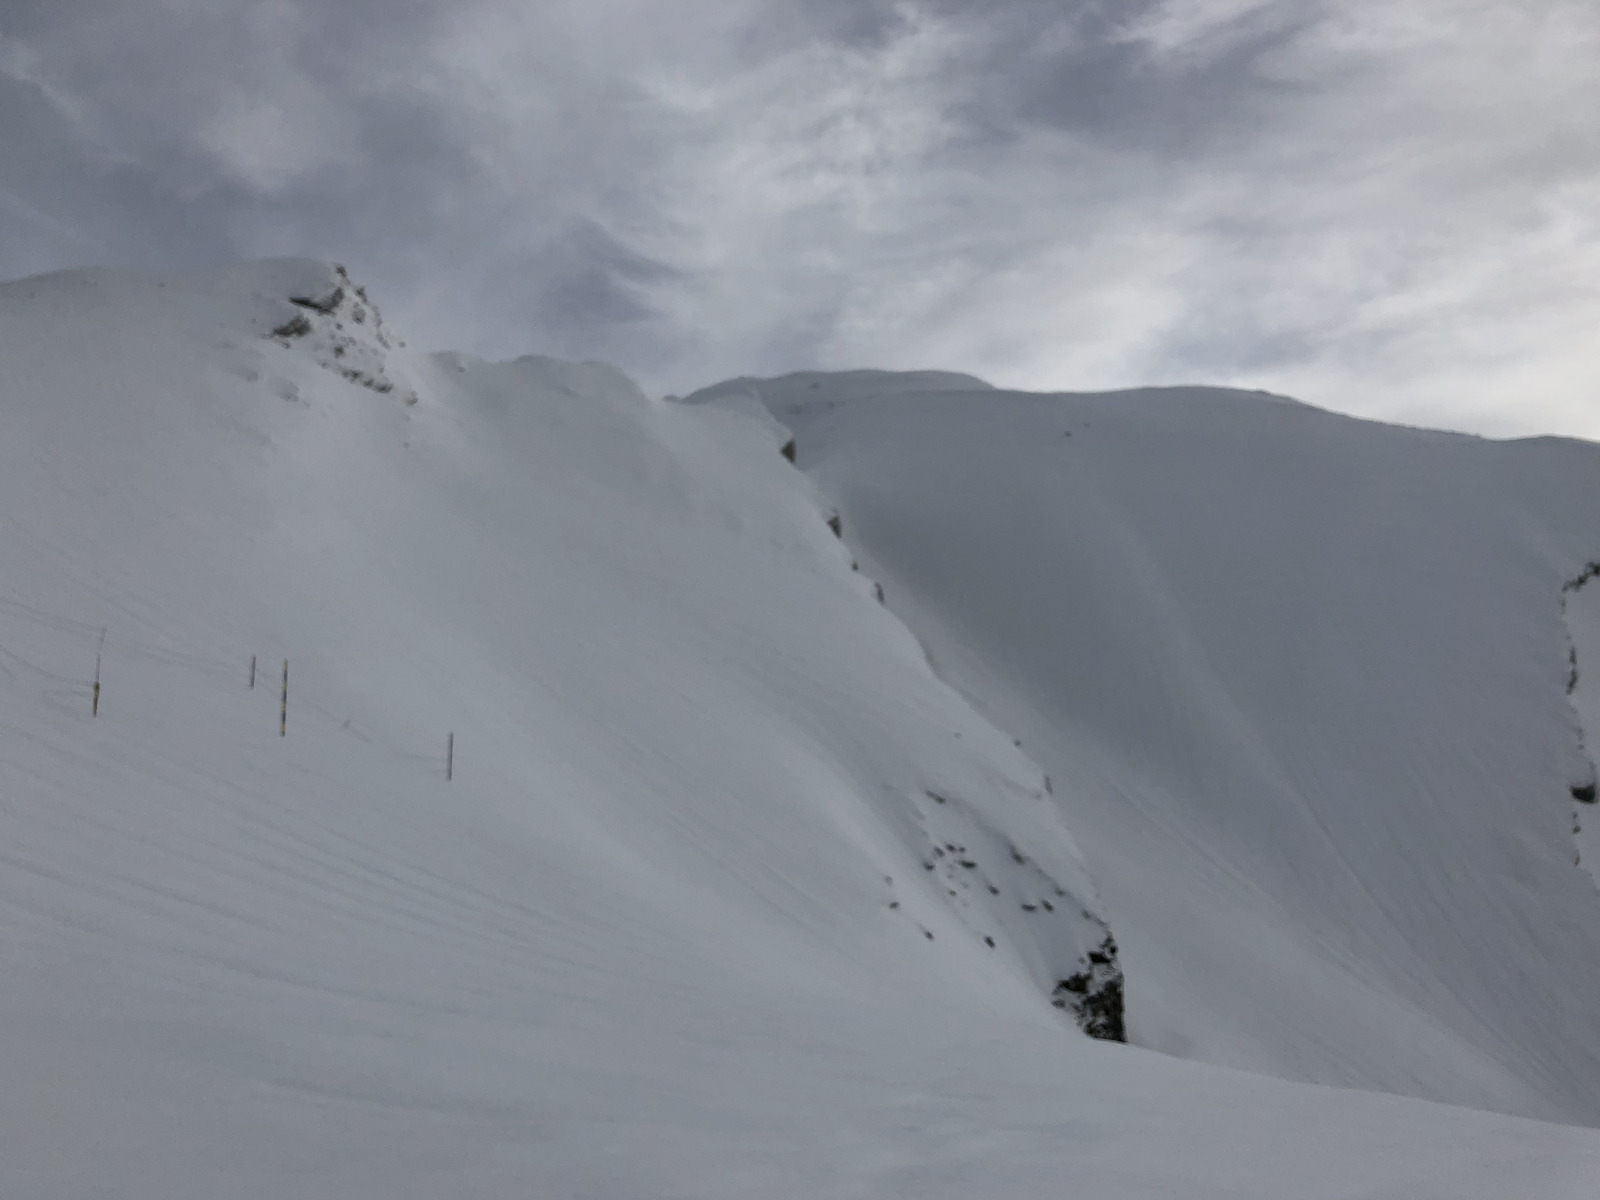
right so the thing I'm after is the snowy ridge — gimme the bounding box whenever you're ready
[1,261,1597,1196]
[688,369,1600,1124]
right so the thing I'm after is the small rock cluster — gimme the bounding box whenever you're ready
[1052,933,1125,1042]
[905,788,1127,1042]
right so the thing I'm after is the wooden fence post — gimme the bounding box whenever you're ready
[280,660,288,737]
[249,654,256,689]
[447,731,454,781]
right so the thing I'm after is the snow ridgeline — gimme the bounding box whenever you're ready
[1,259,1598,1197]
[686,369,1600,1125]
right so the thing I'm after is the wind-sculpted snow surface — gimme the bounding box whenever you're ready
[686,370,1600,1124]
[0,264,1597,1197]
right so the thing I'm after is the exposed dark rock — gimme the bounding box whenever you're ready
[271,313,312,339]
[290,285,344,314]
[1051,933,1126,1043]
[264,268,406,400]
[1561,566,1598,804]
[781,437,797,463]
[1562,561,1600,593]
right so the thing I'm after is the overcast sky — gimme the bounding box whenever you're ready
[2,1,1596,438]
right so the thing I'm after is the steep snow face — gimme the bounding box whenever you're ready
[686,371,1600,1124]
[0,260,1124,1028]
[3,263,1598,1196]
[0,261,1125,1194]
[1567,567,1600,889]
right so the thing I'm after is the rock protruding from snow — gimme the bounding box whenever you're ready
[1564,566,1600,888]
[1053,933,1125,1042]
[263,263,414,403]
[909,785,1125,1039]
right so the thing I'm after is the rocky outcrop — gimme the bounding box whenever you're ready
[265,265,416,404]
[1052,933,1126,1042]
[905,787,1126,1043]
[1564,562,1600,808]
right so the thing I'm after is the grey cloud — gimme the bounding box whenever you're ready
[782,0,1317,152]
[1004,9,1315,153]
[1,0,1597,441]
[484,219,682,365]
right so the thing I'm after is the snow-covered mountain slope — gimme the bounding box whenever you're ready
[0,262,1596,1197]
[1569,571,1600,889]
[685,369,1600,1125]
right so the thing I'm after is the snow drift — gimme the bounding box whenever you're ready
[0,261,1596,1197]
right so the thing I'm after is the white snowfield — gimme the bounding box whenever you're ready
[686,370,1600,1121]
[0,261,1594,1197]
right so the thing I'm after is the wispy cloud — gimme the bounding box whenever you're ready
[1,0,1596,438]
